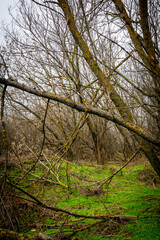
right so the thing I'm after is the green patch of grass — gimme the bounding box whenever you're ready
[4,160,160,239]
[44,218,55,224]
[126,218,160,240]
[44,229,57,235]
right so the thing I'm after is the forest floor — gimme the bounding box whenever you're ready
[0,158,160,239]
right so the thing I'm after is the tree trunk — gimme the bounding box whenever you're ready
[140,140,160,176]
[58,0,160,176]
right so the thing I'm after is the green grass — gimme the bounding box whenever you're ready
[2,160,160,239]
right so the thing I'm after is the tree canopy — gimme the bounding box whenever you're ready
[0,0,160,174]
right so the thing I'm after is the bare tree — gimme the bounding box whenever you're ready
[0,0,160,175]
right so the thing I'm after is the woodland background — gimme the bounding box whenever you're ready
[0,0,160,239]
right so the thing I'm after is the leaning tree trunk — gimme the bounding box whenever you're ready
[58,0,160,176]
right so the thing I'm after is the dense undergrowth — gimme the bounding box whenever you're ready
[0,159,160,239]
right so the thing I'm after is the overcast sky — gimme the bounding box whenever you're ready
[0,0,16,44]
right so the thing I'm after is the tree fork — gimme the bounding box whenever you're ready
[57,0,160,175]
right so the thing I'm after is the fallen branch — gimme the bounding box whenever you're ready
[0,228,34,240]
[99,148,141,187]
[38,232,54,240]
[0,228,54,240]
[61,220,105,239]
[5,179,136,221]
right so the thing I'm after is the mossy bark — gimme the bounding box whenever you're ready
[58,0,160,176]
[0,228,34,240]
[140,140,160,176]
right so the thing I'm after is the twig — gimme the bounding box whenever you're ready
[0,85,8,197]
[16,99,50,184]
[5,180,136,221]
[0,197,19,237]
[0,228,34,240]
[99,148,141,187]
[62,220,105,239]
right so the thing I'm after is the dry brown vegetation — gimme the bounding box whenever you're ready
[0,0,160,239]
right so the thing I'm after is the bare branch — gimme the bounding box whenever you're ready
[6,179,137,221]
[0,77,159,147]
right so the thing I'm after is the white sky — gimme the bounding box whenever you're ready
[0,0,16,44]
[0,0,13,22]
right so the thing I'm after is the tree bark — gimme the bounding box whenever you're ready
[57,0,160,176]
